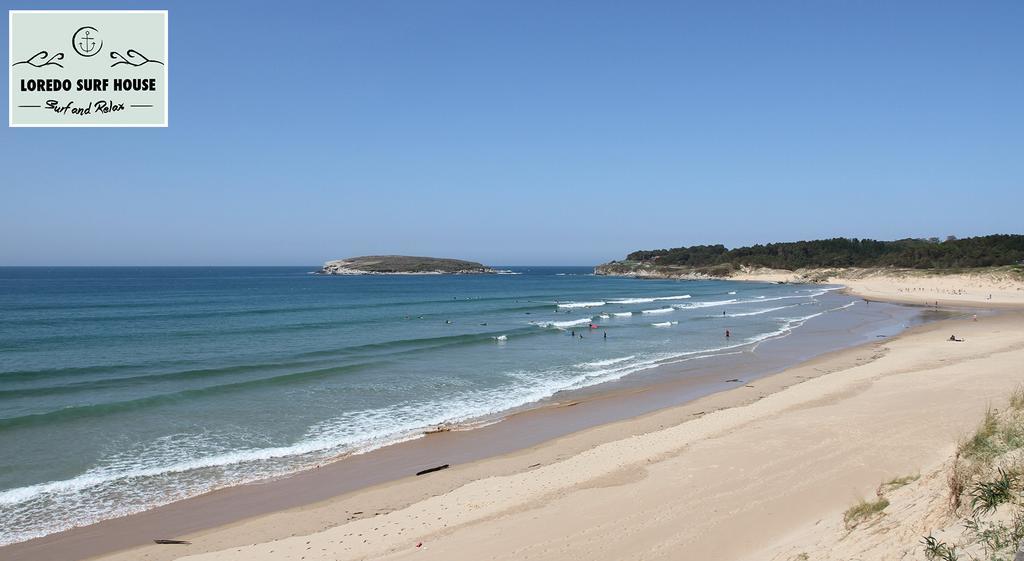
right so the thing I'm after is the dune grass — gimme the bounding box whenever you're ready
[1009,385,1024,411]
[930,389,1024,560]
[844,496,890,529]
[880,473,920,493]
[959,408,1002,463]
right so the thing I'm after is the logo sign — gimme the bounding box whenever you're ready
[9,10,168,127]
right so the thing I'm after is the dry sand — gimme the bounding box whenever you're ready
[732,267,1024,308]
[76,292,1024,561]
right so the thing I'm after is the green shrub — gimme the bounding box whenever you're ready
[970,468,1018,517]
[921,535,959,561]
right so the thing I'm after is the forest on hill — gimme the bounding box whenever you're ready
[620,235,1024,270]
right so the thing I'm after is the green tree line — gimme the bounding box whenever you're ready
[623,235,1024,270]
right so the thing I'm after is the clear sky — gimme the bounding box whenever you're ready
[2,1,1022,266]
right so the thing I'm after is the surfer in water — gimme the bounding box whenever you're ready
[725,329,730,338]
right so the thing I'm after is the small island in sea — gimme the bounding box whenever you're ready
[318,255,496,275]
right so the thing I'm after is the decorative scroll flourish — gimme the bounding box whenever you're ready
[110,49,164,67]
[12,51,65,68]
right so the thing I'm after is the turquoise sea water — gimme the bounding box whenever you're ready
[0,266,858,544]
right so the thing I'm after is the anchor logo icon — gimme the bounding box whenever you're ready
[72,26,102,57]
[80,31,95,53]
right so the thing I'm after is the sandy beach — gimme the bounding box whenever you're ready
[732,267,1024,308]
[26,274,1010,561]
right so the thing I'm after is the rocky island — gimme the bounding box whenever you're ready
[318,255,496,275]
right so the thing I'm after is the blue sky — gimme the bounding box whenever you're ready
[2,1,1022,266]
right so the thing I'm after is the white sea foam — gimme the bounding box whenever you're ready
[612,312,633,317]
[532,318,593,329]
[651,321,677,327]
[598,313,610,319]
[556,301,605,309]
[609,294,690,304]
[735,292,827,304]
[608,297,655,304]
[722,305,794,318]
[0,421,432,545]
[743,300,854,351]
[574,356,636,369]
[493,335,508,341]
[728,291,737,295]
[673,299,738,309]
[641,307,675,315]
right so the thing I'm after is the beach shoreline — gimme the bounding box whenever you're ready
[1,289,913,560]
[4,284,1022,561]
[596,265,1024,308]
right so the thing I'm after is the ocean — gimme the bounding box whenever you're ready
[0,266,873,544]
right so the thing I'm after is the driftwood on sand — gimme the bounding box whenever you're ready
[416,464,450,476]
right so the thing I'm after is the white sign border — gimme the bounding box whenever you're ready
[8,9,169,128]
